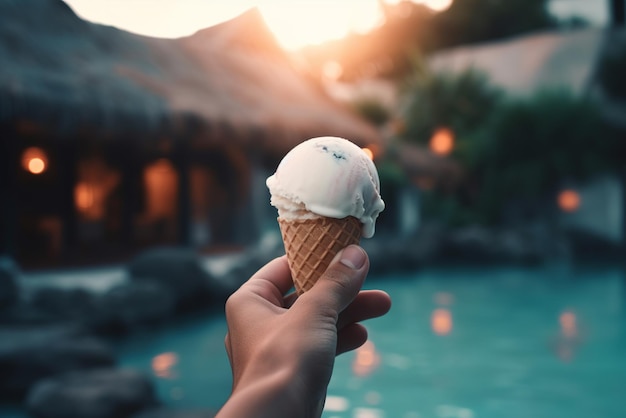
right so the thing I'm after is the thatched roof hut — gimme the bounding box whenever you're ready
[0,0,380,155]
[0,0,384,266]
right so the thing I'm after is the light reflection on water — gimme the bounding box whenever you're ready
[112,264,625,418]
[325,264,626,418]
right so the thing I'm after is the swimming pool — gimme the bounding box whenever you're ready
[115,264,626,418]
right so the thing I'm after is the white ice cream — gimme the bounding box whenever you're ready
[266,136,385,238]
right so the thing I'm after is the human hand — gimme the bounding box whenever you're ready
[216,245,391,418]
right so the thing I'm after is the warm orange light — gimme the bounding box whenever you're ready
[431,308,452,336]
[429,128,455,156]
[259,2,383,50]
[362,147,374,160]
[323,61,343,80]
[352,340,380,377]
[144,159,178,218]
[152,352,179,379]
[558,189,581,212]
[75,183,95,211]
[28,158,45,174]
[21,147,48,174]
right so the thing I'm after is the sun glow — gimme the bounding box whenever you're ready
[63,0,453,50]
[258,1,383,50]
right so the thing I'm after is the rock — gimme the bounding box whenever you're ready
[26,368,157,418]
[1,286,97,328]
[0,256,20,310]
[0,326,115,399]
[443,225,497,262]
[128,248,228,311]
[133,407,217,418]
[93,282,176,334]
[0,301,62,325]
[31,287,97,322]
[217,236,289,294]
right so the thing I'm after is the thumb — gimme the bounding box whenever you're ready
[297,245,370,318]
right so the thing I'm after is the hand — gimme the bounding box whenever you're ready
[216,245,391,418]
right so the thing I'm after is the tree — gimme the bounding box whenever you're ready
[466,89,623,223]
[299,0,556,82]
[431,0,556,51]
[399,63,502,145]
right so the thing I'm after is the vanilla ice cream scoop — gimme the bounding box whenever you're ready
[266,136,385,238]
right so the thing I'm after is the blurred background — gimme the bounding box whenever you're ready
[0,1,625,418]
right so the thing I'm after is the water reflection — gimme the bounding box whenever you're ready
[431,308,453,336]
[324,395,349,412]
[434,291,454,306]
[169,386,184,401]
[151,352,179,379]
[352,340,381,376]
[436,404,474,418]
[364,390,382,405]
[353,407,385,418]
[560,310,578,338]
[552,309,583,363]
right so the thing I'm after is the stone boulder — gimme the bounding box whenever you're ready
[0,256,20,310]
[128,248,229,312]
[93,282,176,334]
[0,300,61,325]
[442,225,498,263]
[26,368,157,418]
[30,287,97,322]
[438,224,571,265]
[0,326,115,399]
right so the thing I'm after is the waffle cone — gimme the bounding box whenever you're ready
[278,216,362,295]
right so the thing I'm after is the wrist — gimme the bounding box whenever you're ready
[219,365,311,418]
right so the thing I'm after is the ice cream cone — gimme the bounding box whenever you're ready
[278,215,362,295]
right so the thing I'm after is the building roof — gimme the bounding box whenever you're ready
[428,27,626,130]
[429,28,606,96]
[0,0,380,155]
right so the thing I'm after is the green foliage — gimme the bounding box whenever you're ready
[597,38,626,100]
[300,0,556,82]
[398,64,622,226]
[431,0,556,50]
[400,64,502,144]
[351,97,391,127]
[466,89,622,223]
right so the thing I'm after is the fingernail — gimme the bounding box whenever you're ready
[339,246,366,270]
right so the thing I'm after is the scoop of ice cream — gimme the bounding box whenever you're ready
[266,136,385,238]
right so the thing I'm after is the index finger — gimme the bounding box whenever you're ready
[240,255,294,302]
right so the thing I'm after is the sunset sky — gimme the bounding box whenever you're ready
[62,0,608,50]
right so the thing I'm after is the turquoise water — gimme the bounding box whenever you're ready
[114,264,626,418]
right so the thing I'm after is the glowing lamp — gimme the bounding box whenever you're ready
[75,183,95,211]
[429,128,455,156]
[21,147,48,174]
[558,189,580,212]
